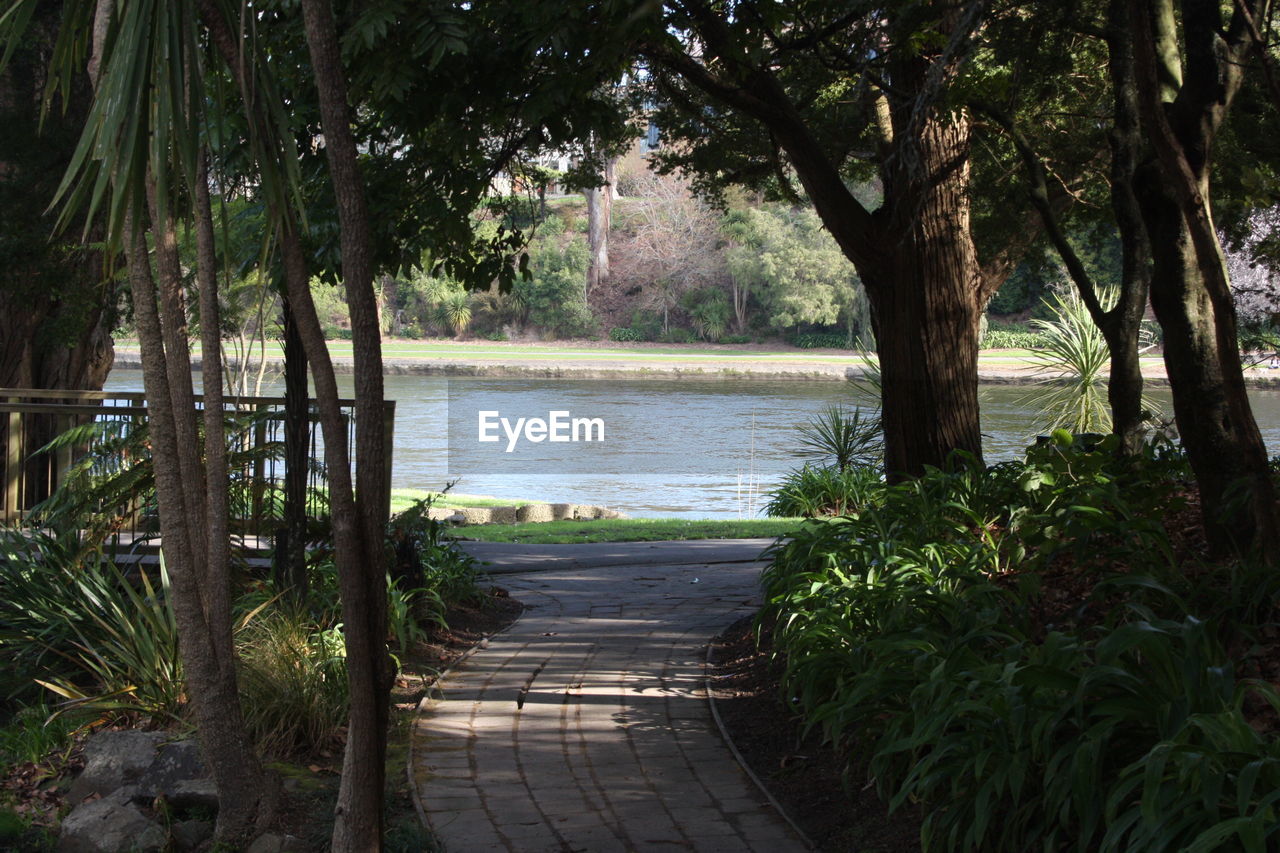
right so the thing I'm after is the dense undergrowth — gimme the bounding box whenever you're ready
[760,434,1280,852]
[0,491,482,842]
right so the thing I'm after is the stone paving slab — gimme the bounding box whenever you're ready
[410,559,809,852]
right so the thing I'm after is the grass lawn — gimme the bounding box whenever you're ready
[111,337,1169,370]
[450,517,805,544]
[389,489,543,514]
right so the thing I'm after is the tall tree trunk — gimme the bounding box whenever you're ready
[86,1,264,837]
[585,156,614,296]
[0,5,113,395]
[298,1,390,847]
[0,3,113,508]
[645,9,1002,479]
[1129,0,1280,556]
[1103,3,1157,454]
[869,111,984,478]
[191,152,268,839]
[126,205,265,842]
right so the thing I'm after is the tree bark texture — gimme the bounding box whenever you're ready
[869,112,984,477]
[126,209,264,842]
[277,292,310,602]
[299,1,390,847]
[646,7,997,479]
[585,157,614,295]
[1129,0,1280,556]
[0,4,114,508]
[0,6,113,395]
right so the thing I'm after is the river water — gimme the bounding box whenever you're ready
[104,371,1280,519]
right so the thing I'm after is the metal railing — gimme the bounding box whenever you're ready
[0,388,394,543]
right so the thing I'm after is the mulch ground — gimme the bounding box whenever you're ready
[708,616,923,853]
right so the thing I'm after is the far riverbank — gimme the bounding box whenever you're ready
[111,338,1280,386]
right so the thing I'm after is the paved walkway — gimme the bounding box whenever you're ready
[409,544,808,852]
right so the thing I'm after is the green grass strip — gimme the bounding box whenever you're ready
[450,517,803,544]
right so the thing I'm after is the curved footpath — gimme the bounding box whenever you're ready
[408,541,808,852]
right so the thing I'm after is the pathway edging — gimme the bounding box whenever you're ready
[703,638,816,851]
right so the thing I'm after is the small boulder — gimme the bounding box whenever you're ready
[57,788,166,853]
[166,778,218,811]
[133,740,205,800]
[69,732,167,803]
[549,503,579,521]
[454,507,493,525]
[170,819,214,852]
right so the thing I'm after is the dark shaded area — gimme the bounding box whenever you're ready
[708,615,922,853]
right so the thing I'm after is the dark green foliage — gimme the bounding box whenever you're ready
[608,327,643,342]
[516,240,595,339]
[387,497,482,612]
[760,437,1279,850]
[764,465,882,518]
[792,332,855,350]
[628,310,665,342]
[681,288,732,342]
[0,529,182,722]
[658,327,695,344]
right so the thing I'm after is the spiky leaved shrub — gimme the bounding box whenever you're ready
[236,610,348,757]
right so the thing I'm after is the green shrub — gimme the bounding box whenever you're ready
[659,327,695,344]
[981,326,1045,349]
[681,288,732,342]
[791,332,852,349]
[236,610,348,757]
[517,240,596,338]
[628,310,664,342]
[389,497,481,610]
[757,441,1277,851]
[721,333,753,345]
[0,531,184,724]
[609,327,643,342]
[765,464,883,517]
[796,405,882,471]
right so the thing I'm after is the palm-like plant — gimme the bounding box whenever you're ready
[1025,288,1113,434]
[437,291,473,336]
[796,404,883,471]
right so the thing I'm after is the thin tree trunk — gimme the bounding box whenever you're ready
[127,206,264,842]
[192,151,267,837]
[585,157,614,296]
[278,291,310,602]
[298,1,390,847]
[986,9,1154,456]
[90,0,264,834]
